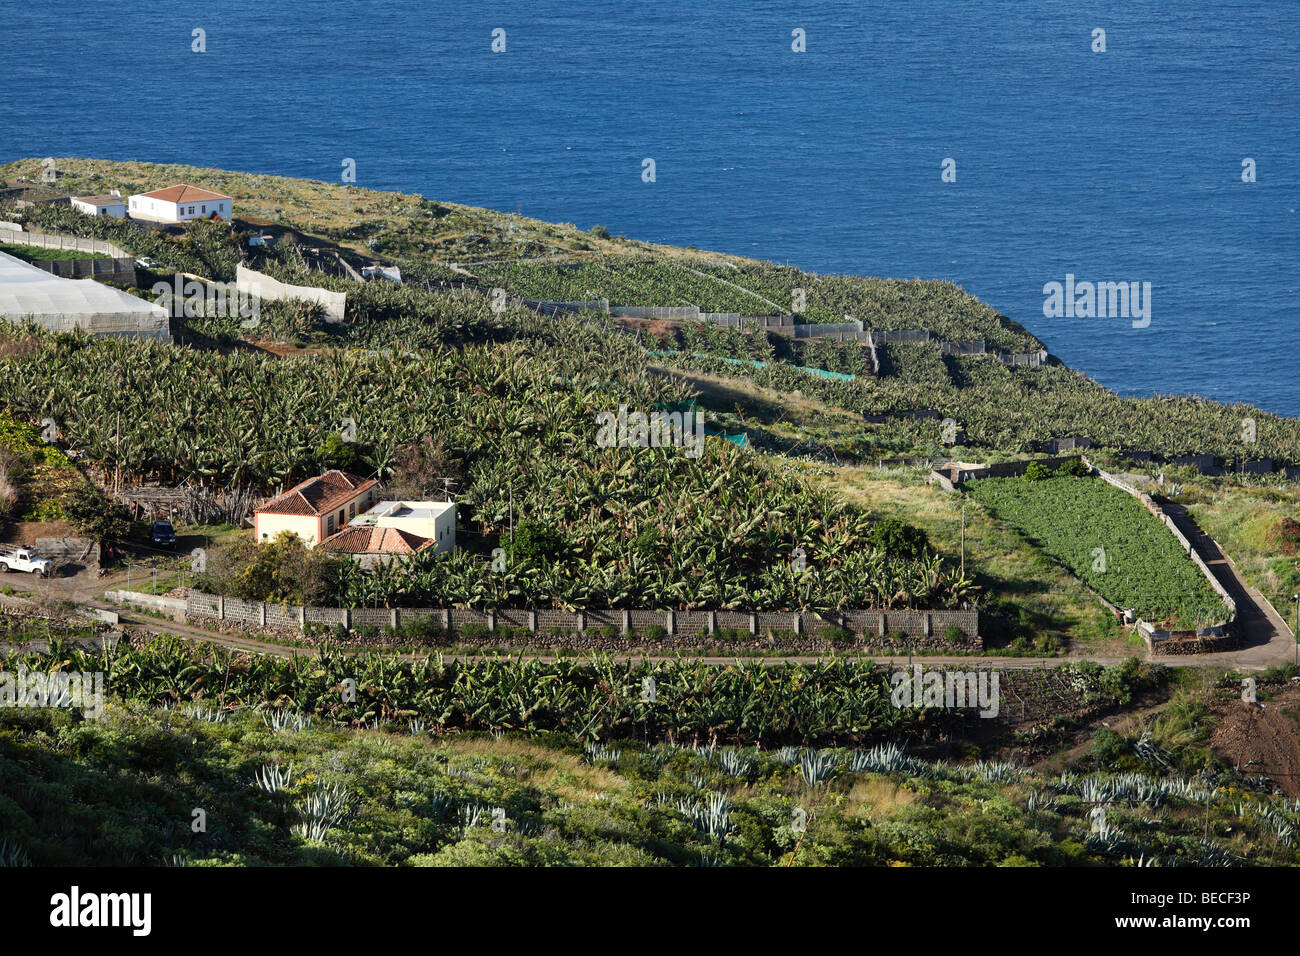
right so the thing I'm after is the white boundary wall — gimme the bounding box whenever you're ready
[236,264,346,322]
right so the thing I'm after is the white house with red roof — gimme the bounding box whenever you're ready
[127,184,233,223]
[253,470,378,547]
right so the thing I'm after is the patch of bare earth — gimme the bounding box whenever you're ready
[1209,681,1300,796]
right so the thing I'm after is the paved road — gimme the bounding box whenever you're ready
[1162,500,1297,670]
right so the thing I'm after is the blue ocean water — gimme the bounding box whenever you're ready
[3,1,1296,413]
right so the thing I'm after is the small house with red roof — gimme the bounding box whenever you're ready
[317,525,437,569]
[253,470,378,548]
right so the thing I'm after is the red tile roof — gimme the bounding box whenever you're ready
[133,183,231,204]
[256,471,377,517]
[318,526,434,555]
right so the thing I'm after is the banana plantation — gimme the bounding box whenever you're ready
[13,635,961,745]
[0,322,971,611]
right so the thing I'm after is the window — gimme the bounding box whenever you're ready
[349,503,355,518]
[327,516,335,534]
[187,206,195,215]
[338,510,345,526]
[201,205,206,214]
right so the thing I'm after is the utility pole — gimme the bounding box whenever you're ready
[960,504,966,580]
[1293,593,1298,671]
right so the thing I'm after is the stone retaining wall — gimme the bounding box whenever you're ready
[183,591,980,648]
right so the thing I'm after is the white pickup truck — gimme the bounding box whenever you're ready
[0,547,53,577]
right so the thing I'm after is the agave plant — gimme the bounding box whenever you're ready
[253,762,294,794]
[1026,792,1057,814]
[295,782,351,841]
[678,792,732,841]
[585,742,622,764]
[798,749,841,788]
[717,748,755,779]
[263,709,313,733]
[182,701,227,723]
[459,802,485,831]
[0,840,32,868]
[1133,730,1173,769]
[967,761,1024,784]
[847,742,920,776]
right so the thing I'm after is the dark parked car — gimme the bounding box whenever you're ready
[150,520,176,548]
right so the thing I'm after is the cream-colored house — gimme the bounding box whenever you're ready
[349,500,456,554]
[128,184,233,223]
[253,471,379,548]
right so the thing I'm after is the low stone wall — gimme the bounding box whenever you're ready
[1146,629,1241,655]
[35,536,99,569]
[183,591,980,649]
[104,589,185,620]
[946,455,1082,482]
[0,227,131,258]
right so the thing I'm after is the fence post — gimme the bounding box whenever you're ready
[878,612,886,637]
[442,608,451,632]
[708,610,716,635]
[218,594,225,620]
[258,602,267,627]
[299,605,306,633]
[749,612,757,635]
[343,607,351,630]
[622,609,630,636]
[577,610,585,633]
[487,609,496,632]
[666,610,674,636]
[924,612,932,637]
[529,609,536,634]
[390,607,399,630]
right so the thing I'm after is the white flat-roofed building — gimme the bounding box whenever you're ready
[349,500,456,554]
[70,194,126,218]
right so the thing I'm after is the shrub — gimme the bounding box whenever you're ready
[1090,728,1130,766]
[1267,516,1300,555]
[869,517,929,559]
[61,482,134,546]
[1023,462,1053,481]
[589,225,611,239]
[1056,459,1089,477]
[644,625,667,640]
[823,626,854,644]
[942,625,964,642]
[511,520,565,563]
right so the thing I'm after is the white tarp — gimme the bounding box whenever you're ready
[0,251,169,340]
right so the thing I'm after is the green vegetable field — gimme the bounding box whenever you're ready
[965,475,1230,628]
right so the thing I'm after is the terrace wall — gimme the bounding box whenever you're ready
[183,591,980,649]
[0,226,131,258]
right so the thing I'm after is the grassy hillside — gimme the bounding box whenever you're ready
[1,631,1296,867]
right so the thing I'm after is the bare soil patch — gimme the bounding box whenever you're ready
[1209,680,1300,795]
